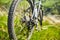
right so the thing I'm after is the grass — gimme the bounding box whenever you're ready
[0,0,60,40]
[0,12,60,40]
[31,25,60,40]
[0,2,60,39]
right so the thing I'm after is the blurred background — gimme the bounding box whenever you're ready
[0,0,60,40]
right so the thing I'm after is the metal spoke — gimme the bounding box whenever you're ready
[27,27,34,40]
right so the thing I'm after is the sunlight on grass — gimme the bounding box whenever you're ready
[0,13,60,40]
[31,26,60,40]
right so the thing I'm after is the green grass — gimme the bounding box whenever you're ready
[0,0,60,40]
[31,26,60,40]
[0,13,60,40]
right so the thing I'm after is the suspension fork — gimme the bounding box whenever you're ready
[27,0,33,13]
[27,0,39,26]
[38,0,43,26]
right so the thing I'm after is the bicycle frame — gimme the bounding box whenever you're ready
[25,0,42,24]
[23,0,43,29]
[22,0,43,40]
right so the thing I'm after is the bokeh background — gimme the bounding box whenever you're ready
[0,0,60,40]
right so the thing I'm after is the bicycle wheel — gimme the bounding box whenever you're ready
[8,0,34,40]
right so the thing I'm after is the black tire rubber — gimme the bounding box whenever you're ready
[8,0,22,40]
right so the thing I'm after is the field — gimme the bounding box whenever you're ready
[0,0,60,40]
[0,10,60,40]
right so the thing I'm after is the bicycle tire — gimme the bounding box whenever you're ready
[8,0,23,40]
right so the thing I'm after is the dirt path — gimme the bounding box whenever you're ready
[43,15,60,24]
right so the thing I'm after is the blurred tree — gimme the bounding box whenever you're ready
[0,0,60,14]
[42,0,60,15]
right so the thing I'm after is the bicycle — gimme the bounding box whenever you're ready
[8,0,43,40]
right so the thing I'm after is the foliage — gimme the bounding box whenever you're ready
[0,12,60,40]
[42,0,60,15]
[31,26,60,40]
[0,0,60,14]
[0,0,60,40]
